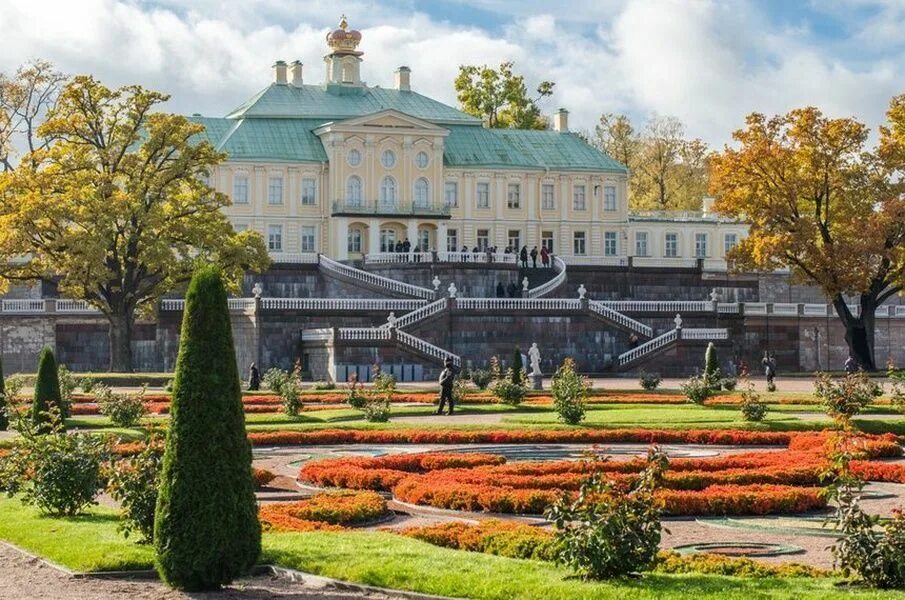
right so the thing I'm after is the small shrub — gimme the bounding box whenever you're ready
[489,355,502,380]
[816,372,881,427]
[79,376,98,394]
[471,369,493,390]
[313,380,336,391]
[491,376,526,406]
[107,439,162,543]
[263,366,302,416]
[0,415,106,516]
[345,375,367,409]
[887,364,905,413]
[56,364,77,419]
[551,358,589,425]
[639,371,661,391]
[547,448,669,580]
[96,384,147,427]
[362,397,391,422]
[680,375,711,405]
[373,371,397,401]
[721,377,738,391]
[739,380,768,422]
[452,376,470,407]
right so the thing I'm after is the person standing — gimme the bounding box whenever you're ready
[496,281,506,298]
[248,362,260,391]
[844,355,858,374]
[762,351,776,386]
[530,246,538,268]
[437,358,456,415]
[540,245,549,268]
[519,246,529,269]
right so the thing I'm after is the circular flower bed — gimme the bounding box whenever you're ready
[259,491,389,532]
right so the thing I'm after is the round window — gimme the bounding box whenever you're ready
[415,151,429,169]
[381,149,396,169]
[347,149,362,167]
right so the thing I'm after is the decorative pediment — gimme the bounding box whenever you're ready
[314,109,449,137]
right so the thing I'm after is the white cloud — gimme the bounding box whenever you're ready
[0,0,902,148]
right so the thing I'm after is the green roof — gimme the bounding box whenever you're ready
[226,83,480,125]
[189,83,626,171]
[444,127,626,173]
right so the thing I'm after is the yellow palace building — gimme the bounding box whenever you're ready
[192,18,746,270]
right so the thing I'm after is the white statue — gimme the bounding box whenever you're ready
[386,312,397,328]
[578,284,587,299]
[709,288,720,302]
[674,313,683,329]
[252,282,263,298]
[448,282,458,298]
[522,277,529,291]
[432,276,441,291]
[528,343,542,376]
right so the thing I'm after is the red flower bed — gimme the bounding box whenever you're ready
[259,491,388,532]
[253,468,276,488]
[249,428,794,447]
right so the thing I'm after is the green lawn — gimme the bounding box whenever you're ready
[0,496,900,599]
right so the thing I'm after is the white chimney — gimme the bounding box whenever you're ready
[289,60,303,86]
[553,108,569,132]
[395,66,411,91]
[272,60,287,85]
[702,196,716,214]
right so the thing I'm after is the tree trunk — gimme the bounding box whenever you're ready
[832,295,877,371]
[108,311,134,372]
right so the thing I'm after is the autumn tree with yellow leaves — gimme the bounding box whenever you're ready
[710,97,905,370]
[0,73,270,372]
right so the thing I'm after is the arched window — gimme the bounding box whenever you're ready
[346,176,362,207]
[413,178,430,208]
[380,176,397,207]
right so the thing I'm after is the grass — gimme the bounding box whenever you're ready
[0,496,900,599]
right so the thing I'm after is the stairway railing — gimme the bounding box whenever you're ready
[319,254,434,300]
[588,301,654,337]
[527,256,567,298]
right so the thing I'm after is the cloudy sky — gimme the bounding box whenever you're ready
[2,0,903,147]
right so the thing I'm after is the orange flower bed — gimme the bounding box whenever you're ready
[259,491,388,532]
[253,468,276,488]
[249,428,795,447]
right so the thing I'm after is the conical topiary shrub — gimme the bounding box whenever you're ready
[512,346,524,385]
[32,347,62,432]
[0,353,7,431]
[704,342,719,387]
[154,266,261,591]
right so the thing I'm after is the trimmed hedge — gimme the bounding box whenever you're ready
[153,267,261,591]
[32,347,62,431]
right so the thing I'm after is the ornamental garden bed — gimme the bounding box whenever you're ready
[296,433,902,517]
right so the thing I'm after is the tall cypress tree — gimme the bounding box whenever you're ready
[32,347,62,432]
[704,342,719,386]
[0,353,7,431]
[512,346,524,385]
[154,266,260,591]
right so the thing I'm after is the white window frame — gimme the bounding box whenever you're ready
[541,183,555,210]
[347,148,362,167]
[476,229,490,250]
[541,230,554,251]
[603,185,617,211]
[301,177,317,206]
[415,151,429,169]
[233,174,249,204]
[507,229,521,250]
[300,225,317,252]
[267,224,283,252]
[380,176,397,207]
[268,175,283,205]
[724,233,738,255]
[664,233,678,257]
[635,232,649,257]
[573,184,586,211]
[347,176,363,206]
[476,182,490,209]
[347,228,362,253]
[695,233,708,258]
[414,178,430,208]
[604,231,618,257]
[444,181,458,208]
[573,231,587,255]
[507,183,521,209]
[446,228,458,252]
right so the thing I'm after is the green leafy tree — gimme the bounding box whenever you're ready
[154,266,260,591]
[551,357,590,425]
[0,74,270,372]
[32,347,62,432]
[454,62,554,129]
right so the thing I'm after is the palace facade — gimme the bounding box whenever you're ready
[191,18,747,270]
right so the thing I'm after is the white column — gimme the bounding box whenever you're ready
[368,218,380,255]
[336,217,349,260]
[406,220,418,248]
[438,222,448,252]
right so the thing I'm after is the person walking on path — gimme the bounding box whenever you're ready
[530,246,538,268]
[437,358,456,415]
[540,245,549,268]
[248,363,260,391]
[519,246,529,269]
[844,355,859,375]
[762,351,776,386]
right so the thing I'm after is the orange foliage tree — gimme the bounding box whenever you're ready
[710,97,905,370]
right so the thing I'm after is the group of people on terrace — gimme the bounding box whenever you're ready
[374,240,555,268]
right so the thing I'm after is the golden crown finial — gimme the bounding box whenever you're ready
[339,15,348,31]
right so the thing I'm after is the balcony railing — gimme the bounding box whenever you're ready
[332,199,452,217]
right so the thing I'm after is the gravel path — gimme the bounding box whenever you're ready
[0,543,401,600]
